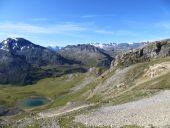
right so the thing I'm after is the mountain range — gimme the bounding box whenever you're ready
[112,39,170,67]
[59,44,113,69]
[1,37,170,128]
[0,38,146,85]
[48,42,147,57]
[0,38,85,85]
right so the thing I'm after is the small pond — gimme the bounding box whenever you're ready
[20,97,49,108]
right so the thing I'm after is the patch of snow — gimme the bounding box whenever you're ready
[21,46,24,51]
[90,43,117,48]
[3,40,8,44]
[11,38,18,41]
[0,45,9,51]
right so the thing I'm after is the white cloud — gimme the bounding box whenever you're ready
[0,21,138,41]
[0,22,87,34]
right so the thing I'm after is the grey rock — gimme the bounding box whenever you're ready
[112,39,170,67]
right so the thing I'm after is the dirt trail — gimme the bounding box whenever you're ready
[75,90,170,128]
[38,104,93,119]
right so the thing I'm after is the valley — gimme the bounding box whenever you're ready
[1,0,170,127]
[0,38,170,128]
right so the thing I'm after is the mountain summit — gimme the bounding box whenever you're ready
[59,44,113,69]
[0,38,76,66]
[0,38,39,52]
[0,38,85,85]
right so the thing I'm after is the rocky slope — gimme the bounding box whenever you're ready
[2,38,170,128]
[59,44,113,69]
[0,38,78,66]
[0,38,85,85]
[112,39,170,67]
[75,90,170,128]
[0,49,31,85]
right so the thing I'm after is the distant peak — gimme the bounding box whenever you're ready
[6,37,18,41]
[0,37,42,52]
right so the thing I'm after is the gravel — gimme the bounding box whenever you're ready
[75,90,170,128]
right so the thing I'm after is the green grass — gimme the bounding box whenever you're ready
[110,89,157,105]
[58,116,88,128]
[57,109,109,128]
[50,79,100,107]
[4,57,167,108]
[135,72,170,90]
[0,73,85,107]
[98,57,170,105]
[73,57,170,107]
[43,57,170,128]
[3,57,170,127]
[58,115,110,128]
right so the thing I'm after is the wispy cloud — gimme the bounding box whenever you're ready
[0,21,138,42]
[81,14,114,18]
[0,22,87,34]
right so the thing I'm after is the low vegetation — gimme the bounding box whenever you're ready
[0,73,85,107]
[2,57,170,128]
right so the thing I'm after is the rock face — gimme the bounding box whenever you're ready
[0,106,22,116]
[112,39,170,67]
[0,49,30,85]
[0,38,83,85]
[59,44,113,69]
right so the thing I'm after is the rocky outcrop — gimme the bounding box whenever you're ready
[112,39,170,67]
[0,106,22,116]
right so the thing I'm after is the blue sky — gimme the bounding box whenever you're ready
[0,0,170,46]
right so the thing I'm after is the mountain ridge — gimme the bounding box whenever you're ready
[111,39,170,67]
[59,44,113,69]
[0,38,85,85]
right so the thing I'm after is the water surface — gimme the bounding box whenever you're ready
[21,97,49,108]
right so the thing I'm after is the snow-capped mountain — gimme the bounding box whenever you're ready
[0,38,44,53]
[90,42,148,49]
[47,46,62,52]
[0,38,82,85]
[90,42,117,48]
[88,42,149,57]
